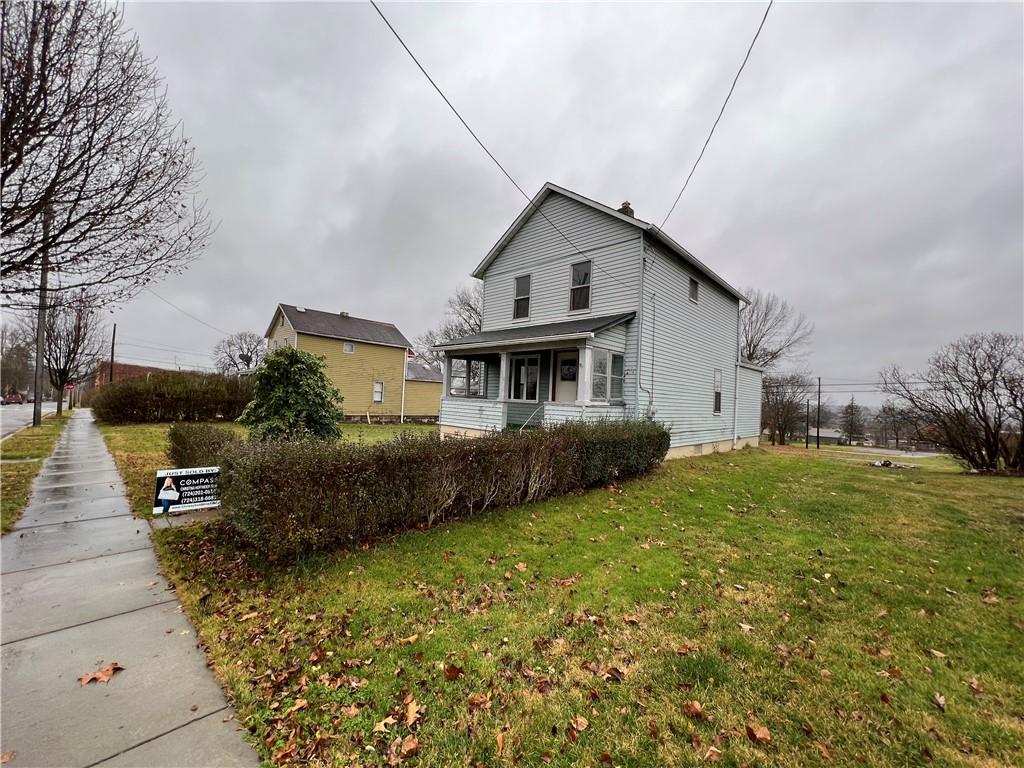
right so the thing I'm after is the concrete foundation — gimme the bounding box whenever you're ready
[665,435,760,460]
[439,424,494,439]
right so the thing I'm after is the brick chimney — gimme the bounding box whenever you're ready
[618,201,634,217]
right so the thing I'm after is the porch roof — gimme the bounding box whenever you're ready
[435,312,634,352]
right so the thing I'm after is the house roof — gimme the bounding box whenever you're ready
[267,304,412,348]
[405,360,443,383]
[435,312,635,351]
[471,182,748,303]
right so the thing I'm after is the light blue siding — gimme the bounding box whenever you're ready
[439,399,504,431]
[640,241,741,448]
[482,194,641,331]
[737,365,763,438]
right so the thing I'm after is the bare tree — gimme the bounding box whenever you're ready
[762,372,812,445]
[0,319,34,395]
[876,399,917,449]
[1,2,212,306]
[213,331,266,374]
[414,283,483,367]
[740,287,813,369]
[881,332,1023,472]
[838,396,865,445]
[37,292,106,414]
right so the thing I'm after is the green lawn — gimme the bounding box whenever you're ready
[98,421,437,518]
[1,414,70,533]
[152,446,1024,767]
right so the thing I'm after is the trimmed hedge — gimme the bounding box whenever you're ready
[221,420,669,561]
[92,372,253,424]
[167,423,242,468]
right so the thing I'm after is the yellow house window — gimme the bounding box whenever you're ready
[343,342,354,353]
[372,381,384,403]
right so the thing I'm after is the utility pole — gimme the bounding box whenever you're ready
[109,323,117,383]
[32,205,53,427]
[815,376,821,450]
[805,400,810,449]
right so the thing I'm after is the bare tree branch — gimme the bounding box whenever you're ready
[740,287,813,369]
[1,2,212,307]
[213,331,266,374]
[414,282,483,368]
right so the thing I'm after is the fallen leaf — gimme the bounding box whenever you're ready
[569,715,589,732]
[340,704,361,718]
[514,562,527,572]
[286,698,308,715]
[190,704,199,712]
[820,668,833,681]
[399,634,419,645]
[814,741,832,760]
[683,700,704,719]
[623,614,641,626]
[239,612,258,622]
[496,732,504,755]
[704,746,722,761]
[444,664,465,681]
[78,662,125,686]
[746,724,771,745]
[739,622,755,633]
[1,752,15,764]
[966,677,984,696]
[405,698,423,727]
[929,649,947,659]
[601,666,624,683]
[933,692,946,712]
[373,715,397,733]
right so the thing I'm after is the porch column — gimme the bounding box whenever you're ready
[442,354,452,397]
[577,345,592,404]
[498,351,510,400]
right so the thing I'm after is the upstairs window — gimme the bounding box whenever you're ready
[592,350,625,402]
[713,369,722,414]
[689,277,699,303]
[513,275,531,319]
[343,342,355,353]
[570,261,591,311]
[373,380,384,403]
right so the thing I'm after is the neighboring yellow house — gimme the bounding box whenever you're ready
[264,303,442,421]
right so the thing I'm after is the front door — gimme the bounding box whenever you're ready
[554,351,578,402]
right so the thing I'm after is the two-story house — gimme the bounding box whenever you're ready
[264,304,442,421]
[436,183,763,457]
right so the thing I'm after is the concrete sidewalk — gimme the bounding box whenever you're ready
[1,410,258,767]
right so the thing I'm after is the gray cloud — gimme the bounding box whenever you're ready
[106,1,1021,401]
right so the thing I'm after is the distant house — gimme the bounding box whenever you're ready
[264,304,441,422]
[434,182,763,457]
[812,427,844,445]
[92,361,174,388]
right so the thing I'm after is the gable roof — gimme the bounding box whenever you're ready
[471,182,748,303]
[435,312,635,351]
[406,360,443,383]
[267,304,412,348]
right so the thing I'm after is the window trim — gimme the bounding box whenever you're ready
[689,277,699,304]
[372,380,385,403]
[508,353,541,402]
[569,260,592,313]
[448,358,488,399]
[713,368,722,414]
[512,273,531,320]
[591,349,625,403]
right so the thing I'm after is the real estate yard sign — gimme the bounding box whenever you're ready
[153,467,220,515]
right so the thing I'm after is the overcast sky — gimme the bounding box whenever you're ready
[109,1,1022,405]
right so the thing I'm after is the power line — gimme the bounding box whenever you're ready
[369,0,632,292]
[660,0,774,229]
[145,288,230,336]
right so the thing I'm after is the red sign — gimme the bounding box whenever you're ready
[64,383,75,391]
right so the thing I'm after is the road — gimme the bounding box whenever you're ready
[1,402,57,439]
